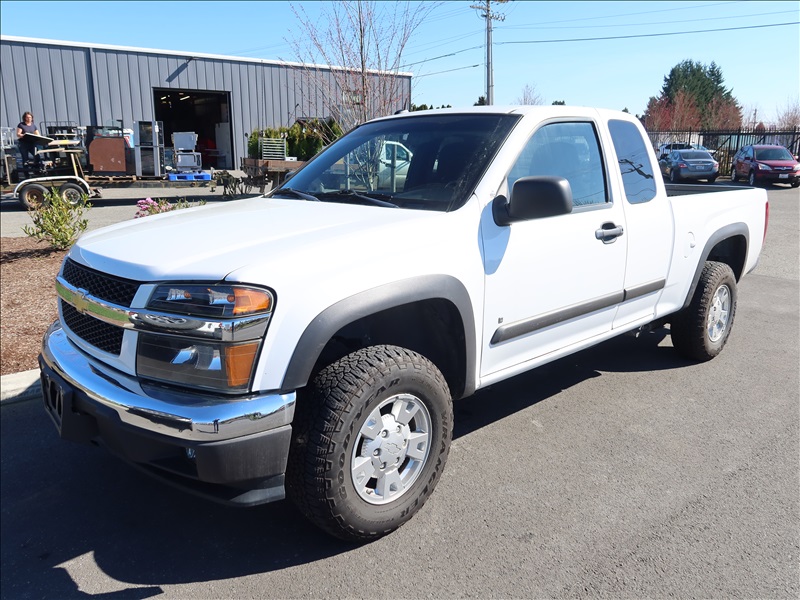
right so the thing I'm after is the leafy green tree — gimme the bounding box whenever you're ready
[474,96,487,106]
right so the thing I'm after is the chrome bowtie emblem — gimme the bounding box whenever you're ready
[73,290,90,315]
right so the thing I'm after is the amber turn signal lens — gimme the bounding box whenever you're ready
[224,342,260,387]
[233,288,272,315]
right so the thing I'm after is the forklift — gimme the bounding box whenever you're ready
[12,133,101,209]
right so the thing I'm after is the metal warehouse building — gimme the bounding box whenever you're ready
[0,35,411,171]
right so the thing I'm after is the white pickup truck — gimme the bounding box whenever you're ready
[40,106,769,541]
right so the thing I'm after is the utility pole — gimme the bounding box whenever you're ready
[471,0,507,105]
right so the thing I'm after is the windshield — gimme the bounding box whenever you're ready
[754,147,793,161]
[272,113,520,211]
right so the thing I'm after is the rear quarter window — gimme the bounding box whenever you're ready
[608,120,657,204]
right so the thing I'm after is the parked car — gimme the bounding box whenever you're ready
[730,144,800,187]
[657,142,692,160]
[691,143,717,156]
[659,149,719,183]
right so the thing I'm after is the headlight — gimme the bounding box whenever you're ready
[138,283,274,392]
[756,163,772,171]
[147,284,273,318]
[793,164,800,172]
[137,333,260,392]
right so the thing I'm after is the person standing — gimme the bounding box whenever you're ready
[16,111,41,174]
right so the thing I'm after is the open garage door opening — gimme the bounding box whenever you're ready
[153,89,232,169]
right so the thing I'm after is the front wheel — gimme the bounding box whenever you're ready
[748,170,757,186]
[670,261,737,361]
[286,345,453,542]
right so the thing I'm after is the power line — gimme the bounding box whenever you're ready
[498,9,798,31]
[502,0,742,27]
[496,20,799,46]
[415,64,481,78]
[404,19,797,70]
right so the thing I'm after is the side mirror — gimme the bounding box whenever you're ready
[493,176,573,226]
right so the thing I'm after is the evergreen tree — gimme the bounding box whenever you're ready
[646,60,741,129]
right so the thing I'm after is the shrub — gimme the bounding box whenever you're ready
[134,197,205,218]
[248,118,342,161]
[22,189,90,250]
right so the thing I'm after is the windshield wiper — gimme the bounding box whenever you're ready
[317,189,399,208]
[271,188,320,202]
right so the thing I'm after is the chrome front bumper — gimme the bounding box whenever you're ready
[41,322,295,442]
[39,322,297,506]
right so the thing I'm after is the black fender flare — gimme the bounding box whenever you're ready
[681,222,749,311]
[280,275,477,397]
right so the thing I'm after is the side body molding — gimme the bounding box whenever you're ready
[280,275,478,397]
[681,222,749,311]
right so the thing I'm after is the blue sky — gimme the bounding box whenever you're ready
[1,1,798,123]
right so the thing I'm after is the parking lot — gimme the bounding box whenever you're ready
[1,185,798,598]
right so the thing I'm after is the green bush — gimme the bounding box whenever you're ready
[22,190,90,250]
[248,118,342,161]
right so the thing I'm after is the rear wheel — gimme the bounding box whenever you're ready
[707,176,718,184]
[670,261,737,362]
[286,345,453,542]
[18,183,48,209]
[59,183,85,206]
[730,167,738,182]
[669,169,680,183]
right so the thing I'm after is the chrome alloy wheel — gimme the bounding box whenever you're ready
[707,284,731,343]
[351,393,432,505]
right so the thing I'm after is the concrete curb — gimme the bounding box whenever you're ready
[0,369,41,404]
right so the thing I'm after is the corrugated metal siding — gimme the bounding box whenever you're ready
[1,37,411,166]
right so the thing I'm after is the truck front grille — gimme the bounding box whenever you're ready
[60,259,140,356]
[62,259,140,306]
[60,300,124,355]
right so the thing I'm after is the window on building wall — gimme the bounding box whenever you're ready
[343,90,364,106]
[507,121,607,207]
[608,119,657,204]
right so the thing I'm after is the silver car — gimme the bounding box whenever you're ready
[660,149,719,183]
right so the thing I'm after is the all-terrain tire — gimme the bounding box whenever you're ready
[286,345,453,542]
[670,261,737,362]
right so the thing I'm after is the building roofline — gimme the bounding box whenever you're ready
[0,35,413,77]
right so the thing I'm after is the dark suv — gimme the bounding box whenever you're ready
[730,145,800,187]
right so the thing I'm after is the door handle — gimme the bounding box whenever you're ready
[595,222,624,243]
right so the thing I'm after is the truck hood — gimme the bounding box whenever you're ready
[69,197,441,282]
